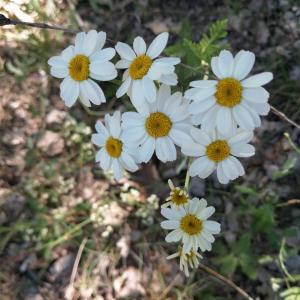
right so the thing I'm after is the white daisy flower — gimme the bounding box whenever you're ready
[161,197,221,254]
[167,246,202,277]
[48,30,117,107]
[182,127,255,184]
[121,84,194,163]
[92,111,139,180]
[161,179,189,209]
[185,49,273,135]
[115,32,180,105]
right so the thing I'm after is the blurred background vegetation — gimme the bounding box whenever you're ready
[0,0,299,299]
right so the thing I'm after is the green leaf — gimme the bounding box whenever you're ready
[250,203,275,233]
[239,253,257,279]
[216,254,238,275]
[272,157,297,180]
[280,287,300,300]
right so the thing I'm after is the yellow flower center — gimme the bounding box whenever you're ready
[215,77,242,107]
[180,214,203,235]
[129,55,152,80]
[145,112,172,138]
[206,140,230,162]
[68,55,90,81]
[105,137,123,158]
[170,188,188,206]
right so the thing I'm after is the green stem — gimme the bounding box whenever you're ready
[184,158,192,190]
[39,218,92,251]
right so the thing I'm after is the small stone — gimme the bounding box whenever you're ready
[48,253,75,283]
[0,193,26,221]
[46,109,66,126]
[37,131,65,156]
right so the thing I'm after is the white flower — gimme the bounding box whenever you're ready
[185,49,273,135]
[161,179,189,209]
[48,30,117,107]
[167,247,202,277]
[182,127,255,184]
[121,84,194,163]
[92,111,139,180]
[161,197,221,254]
[115,32,180,105]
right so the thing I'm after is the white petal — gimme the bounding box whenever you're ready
[146,32,169,59]
[84,30,98,56]
[211,56,222,79]
[161,220,180,230]
[133,36,146,55]
[131,80,145,105]
[188,87,216,102]
[116,76,131,98]
[155,57,180,65]
[201,105,219,132]
[115,42,136,61]
[228,130,253,145]
[95,31,106,50]
[120,152,138,172]
[92,133,106,146]
[241,72,273,87]
[139,137,155,163]
[159,73,178,85]
[165,229,183,243]
[169,129,193,147]
[48,56,67,68]
[161,207,183,220]
[112,159,124,181]
[198,207,215,222]
[95,120,109,136]
[203,220,221,234]
[96,148,111,170]
[232,104,255,130]
[60,78,79,107]
[220,158,239,180]
[243,87,269,103]
[142,76,156,103]
[157,84,171,108]
[216,164,229,184]
[233,50,255,80]
[230,144,255,157]
[188,97,215,114]
[182,142,205,157]
[115,59,131,69]
[121,112,144,128]
[190,127,211,145]
[155,137,176,162]
[147,63,161,80]
[90,61,117,81]
[251,102,270,116]
[229,156,245,176]
[74,32,85,54]
[218,50,234,78]
[189,157,215,178]
[190,80,218,88]
[90,48,116,62]
[61,45,75,62]
[216,107,234,137]
[87,79,106,104]
[50,67,68,78]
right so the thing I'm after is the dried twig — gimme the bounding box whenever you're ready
[0,14,116,42]
[198,263,254,300]
[270,105,300,130]
[70,237,88,286]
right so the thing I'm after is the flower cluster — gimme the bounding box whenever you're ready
[161,181,221,276]
[48,30,273,276]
